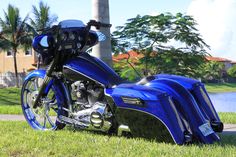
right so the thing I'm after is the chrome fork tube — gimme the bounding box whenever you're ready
[32,60,55,109]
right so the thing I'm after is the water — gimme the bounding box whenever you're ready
[209,92,236,112]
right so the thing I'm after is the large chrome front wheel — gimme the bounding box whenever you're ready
[21,75,67,130]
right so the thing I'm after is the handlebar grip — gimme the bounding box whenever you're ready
[100,23,112,28]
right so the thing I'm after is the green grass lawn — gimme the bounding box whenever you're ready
[205,83,236,93]
[0,87,22,114]
[0,121,235,157]
[218,113,236,124]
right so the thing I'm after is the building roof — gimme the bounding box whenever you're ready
[113,51,236,64]
[205,56,232,62]
[112,50,143,62]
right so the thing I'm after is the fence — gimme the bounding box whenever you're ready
[0,72,26,88]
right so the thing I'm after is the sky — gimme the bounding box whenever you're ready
[0,0,235,61]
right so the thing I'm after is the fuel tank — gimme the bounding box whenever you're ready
[63,53,122,87]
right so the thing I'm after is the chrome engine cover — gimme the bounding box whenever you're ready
[71,102,112,132]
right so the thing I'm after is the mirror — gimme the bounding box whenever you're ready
[96,32,106,41]
[39,36,49,47]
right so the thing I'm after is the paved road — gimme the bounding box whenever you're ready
[0,114,26,121]
[222,123,236,134]
[0,114,236,133]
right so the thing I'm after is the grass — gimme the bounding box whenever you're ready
[0,106,22,114]
[218,112,236,124]
[0,87,21,106]
[0,87,22,114]
[205,83,236,93]
[0,121,236,157]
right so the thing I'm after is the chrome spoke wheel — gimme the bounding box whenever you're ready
[21,76,60,130]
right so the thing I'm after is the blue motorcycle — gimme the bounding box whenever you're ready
[21,20,223,145]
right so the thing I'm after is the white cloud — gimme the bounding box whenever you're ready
[187,0,236,61]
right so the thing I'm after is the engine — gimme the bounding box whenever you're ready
[69,81,112,132]
[71,81,103,108]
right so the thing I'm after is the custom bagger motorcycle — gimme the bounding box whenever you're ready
[21,20,223,145]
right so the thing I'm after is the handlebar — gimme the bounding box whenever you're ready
[87,20,112,29]
[37,20,111,33]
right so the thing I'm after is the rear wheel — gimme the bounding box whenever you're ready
[21,75,67,130]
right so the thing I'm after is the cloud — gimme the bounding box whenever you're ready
[187,0,236,61]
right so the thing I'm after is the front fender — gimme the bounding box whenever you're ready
[24,69,53,93]
[22,69,70,129]
[23,69,71,111]
[25,69,46,80]
[24,69,71,105]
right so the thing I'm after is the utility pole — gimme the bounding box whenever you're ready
[91,0,112,67]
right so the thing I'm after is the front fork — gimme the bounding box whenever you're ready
[32,59,55,109]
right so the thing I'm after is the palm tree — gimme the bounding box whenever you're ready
[91,0,112,67]
[0,4,33,87]
[30,1,58,30]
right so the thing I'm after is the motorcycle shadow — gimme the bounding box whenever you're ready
[65,126,236,146]
[66,126,176,145]
[217,133,236,147]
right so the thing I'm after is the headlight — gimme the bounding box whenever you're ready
[59,31,68,41]
[69,32,75,40]
[76,43,82,49]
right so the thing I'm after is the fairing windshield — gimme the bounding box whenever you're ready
[59,20,106,41]
[59,20,85,28]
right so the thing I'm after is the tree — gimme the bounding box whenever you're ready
[200,61,225,82]
[227,65,236,78]
[0,4,33,87]
[112,13,210,78]
[30,1,58,30]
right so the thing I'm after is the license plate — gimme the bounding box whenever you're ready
[199,123,214,136]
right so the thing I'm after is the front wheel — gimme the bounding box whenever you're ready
[21,73,67,130]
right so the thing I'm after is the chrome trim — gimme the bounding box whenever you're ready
[121,96,143,106]
[104,89,112,97]
[61,81,73,115]
[199,87,218,118]
[118,124,131,136]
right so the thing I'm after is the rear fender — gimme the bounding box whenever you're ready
[146,78,220,143]
[106,84,188,144]
[155,74,222,131]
